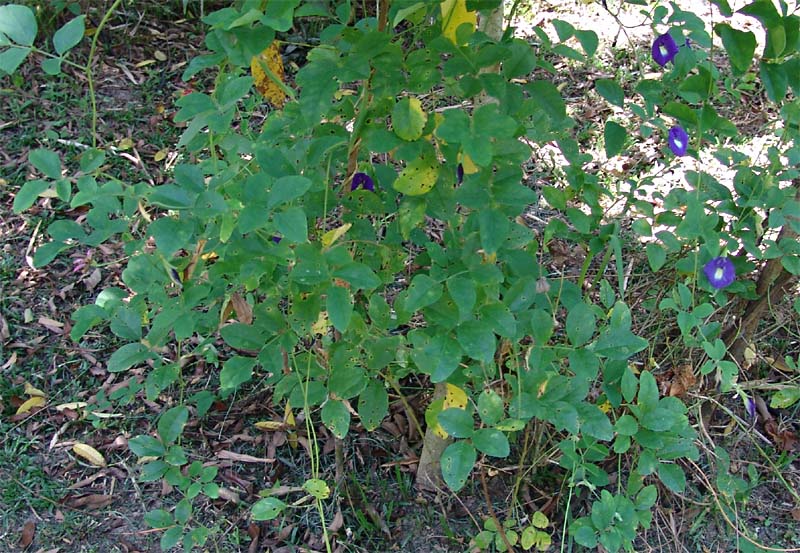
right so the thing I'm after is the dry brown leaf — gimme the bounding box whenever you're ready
[65,494,114,509]
[38,316,64,334]
[251,42,287,108]
[19,520,35,549]
[791,507,800,522]
[668,364,697,397]
[230,292,253,324]
[0,312,9,342]
[72,443,107,467]
[216,450,275,464]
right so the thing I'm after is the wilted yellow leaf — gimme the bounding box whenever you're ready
[312,311,330,335]
[425,398,448,438]
[443,383,468,410]
[16,396,46,415]
[393,157,439,196]
[118,138,133,150]
[55,401,88,411]
[154,148,168,162]
[251,42,287,108]
[255,421,286,431]
[440,0,476,45]
[321,223,352,248]
[73,443,107,467]
[24,382,46,397]
[154,50,167,62]
[458,152,479,174]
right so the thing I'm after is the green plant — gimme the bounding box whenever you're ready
[8,0,800,550]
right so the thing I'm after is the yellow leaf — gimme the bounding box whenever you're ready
[312,311,329,335]
[598,399,612,413]
[16,396,46,415]
[255,421,286,431]
[440,0,476,45]
[118,137,133,151]
[285,402,298,449]
[24,382,46,397]
[321,223,352,248]
[154,148,168,162]
[251,42,287,108]
[154,50,167,62]
[55,401,88,411]
[73,443,107,467]
[443,383,468,410]
[425,398,448,438]
[458,151,479,175]
[393,157,439,196]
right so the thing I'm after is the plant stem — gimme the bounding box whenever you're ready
[86,0,123,148]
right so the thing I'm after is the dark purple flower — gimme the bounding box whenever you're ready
[456,163,464,185]
[350,172,375,192]
[668,126,689,156]
[652,33,679,67]
[745,396,757,419]
[703,257,735,289]
[271,235,282,244]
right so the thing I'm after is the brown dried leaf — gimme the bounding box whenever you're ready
[230,292,253,324]
[668,364,697,397]
[251,42,287,108]
[0,312,9,342]
[791,507,800,522]
[216,450,274,464]
[19,520,35,549]
[65,493,114,509]
[38,316,64,333]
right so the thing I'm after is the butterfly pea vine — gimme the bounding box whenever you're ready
[7,0,800,551]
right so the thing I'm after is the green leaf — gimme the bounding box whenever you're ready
[0,47,31,74]
[441,441,476,492]
[503,38,536,78]
[438,408,474,438]
[268,175,312,209]
[770,386,800,409]
[29,148,62,179]
[326,285,353,333]
[107,343,155,373]
[274,206,308,243]
[12,179,50,213]
[593,326,648,360]
[566,301,596,346]
[328,359,367,399]
[637,370,659,409]
[477,389,504,426]
[604,120,626,158]
[220,356,256,390]
[332,263,381,290]
[392,97,428,141]
[321,399,351,439]
[144,509,173,529]
[479,208,510,255]
[53,15,85,55]
[614,414,639,436]
[575,29,599,57]
[715,24,756,75]
[251,497,287,520]
[657,462,686,493]
[261,0,300,31]
[456,320,496,364]
[129,435,166,457]
[149,217,192,257]
[0,5,37,46]
[472,428,510,457]
[646,243,667,271]
[447,277,476,321]
[158,405,189,445]
[404,274,443,311]
[358,380,389,431]
[110,305,142,341]
[578,403,614,441]
[479,302,517,338]
[595,79,625,107]
[41,57,62,75]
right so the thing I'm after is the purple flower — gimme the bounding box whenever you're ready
[350,172,375,192]
[703,257,735,289]
[652,33,679,67]
[271,235,282,244]
[745,396,757,419]
[668,126,689,156]
[456,163,464,185]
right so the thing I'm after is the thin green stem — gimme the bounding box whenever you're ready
[86,0,124,148]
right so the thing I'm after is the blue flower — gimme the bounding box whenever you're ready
[703,257,735,289]
[668,126,689,156]
[652,33,679,67]
[350,172,375,192]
